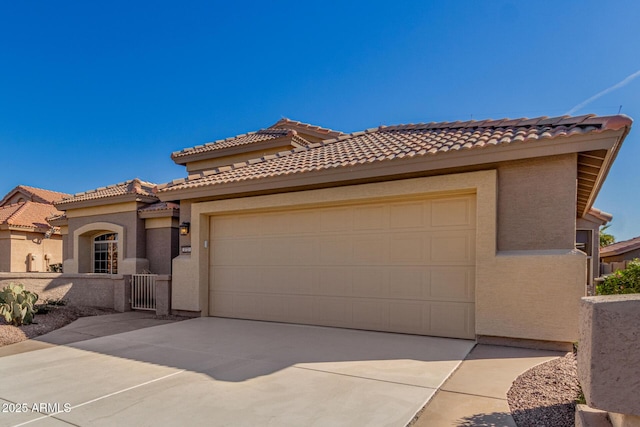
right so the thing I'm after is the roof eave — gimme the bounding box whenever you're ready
[55,194,159,211]
[579,124,632,218]
[158,129,625,203]
[171,134,297,166]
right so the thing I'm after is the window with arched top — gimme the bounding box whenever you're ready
[94,233,118,274]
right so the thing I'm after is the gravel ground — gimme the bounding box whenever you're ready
[507,352,581,427]
[0,305,117,347]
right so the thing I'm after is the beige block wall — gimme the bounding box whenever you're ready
[475,249,586,342]
[0,273,118,307]
[497,154,577,251]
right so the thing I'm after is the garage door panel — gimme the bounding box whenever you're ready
[231,239,262,265]
[388,267,427,299]
[390,202,425,229]
[320,208,353,232]
[354,205,387,230]
[319,237,353,264]
[431,198,475,227]
[430,231,475,263]
[316,268,353,296]
[430,302,474,339]
[429,268,475,301]
[314,297,352,326]
[209,194,476,339]
[353,236,388,264]
[353,300,390,330]
[389,301,425,334]
[390,233,427,264]
[352,268,390,298]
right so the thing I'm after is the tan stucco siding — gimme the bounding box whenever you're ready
[476,249,586,342]
[497,154,577,251]
[172,167,586,343]
[65,210,148,274]
[68,211,145,259]
[6,232,63,272]
[0,231,11,272]
[146,227,179,275]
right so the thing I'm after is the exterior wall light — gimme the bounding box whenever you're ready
[179,222,191,236]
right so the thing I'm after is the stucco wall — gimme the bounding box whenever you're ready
[172,161,586,344]
[475,249,586,343]
[497,154,577,251]
[65,209,148,274]
[0,273,118,307]
[0,231,63,273]
[68,211,145,260]
[0,231,11,272]
[579,295,640,417]
[146,227,179,274]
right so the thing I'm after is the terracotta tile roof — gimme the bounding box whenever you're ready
[0,201,63,230]
[588,207,613,223]
[0,185,70,206]
[56,178,158,206]
[600,236,640,257]
[138,202,180,213]
[269,118,346,138]
[171,119,345,161]
[158,114,632,193]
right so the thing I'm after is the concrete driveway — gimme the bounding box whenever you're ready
[0,316,474,427]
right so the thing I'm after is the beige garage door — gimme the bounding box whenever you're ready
[209,194,476,339]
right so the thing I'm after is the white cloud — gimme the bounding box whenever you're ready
[566,69,640,115]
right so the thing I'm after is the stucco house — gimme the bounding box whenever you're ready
[53,114,632,349]
[52,179,179,275]
[600,235,640,265]
[0,185,69,272]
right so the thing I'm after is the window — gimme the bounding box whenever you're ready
[94,233,118,274]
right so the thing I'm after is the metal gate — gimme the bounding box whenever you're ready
[131,274,157,311]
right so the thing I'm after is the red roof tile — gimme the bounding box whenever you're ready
[171,119,345,161]
[600,236,640,258]
[0,201,63,230]
[158,114,632,193]
[56,178,158,206]
[138,201,180,213]
[0,185,70,206]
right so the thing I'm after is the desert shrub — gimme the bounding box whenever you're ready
[48,263,63,273]
[0,283,39,326]
[597,259,640,295]
[35,298,67,314]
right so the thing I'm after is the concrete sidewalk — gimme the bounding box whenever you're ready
[411,344,564,426]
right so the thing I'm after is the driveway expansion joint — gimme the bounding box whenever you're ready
[438,388,509,401]
[292,365,438,390]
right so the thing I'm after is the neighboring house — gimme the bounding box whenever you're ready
[600,236,640,263]
[52,179,180,275]
[0,185,69,272]
[577,207,612,290]
[50,115,633,348]
[153,115,631,347]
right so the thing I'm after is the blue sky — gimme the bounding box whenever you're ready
[1,1,639,241]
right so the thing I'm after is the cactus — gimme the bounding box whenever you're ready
[0,283,39,326]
